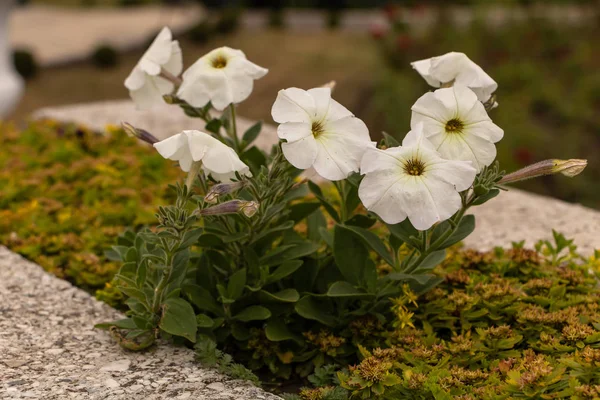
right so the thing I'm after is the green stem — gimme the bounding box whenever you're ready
[228,104,241,152]
[403,199,471,274]
[152,250,174,314]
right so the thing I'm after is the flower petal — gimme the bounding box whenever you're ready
[410,58,441,87]
[277,122,312,142]
[281,135,319,170]
[436,131,497,172]
[410,89,457,127]
[358,169,408,225]
[271,88,315,124]
[427,159,476,192]
[402,177,462,230]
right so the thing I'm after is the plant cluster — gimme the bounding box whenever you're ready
[283,234,600,399]
[0,120,181,301]
[99,25,588,395]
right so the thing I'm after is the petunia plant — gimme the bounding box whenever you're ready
[99,30,587,381]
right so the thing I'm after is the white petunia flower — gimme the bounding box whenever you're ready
[154,130,251,182]
[410,84,503,172]
[411,52,497,104]
[271,87,375,181]
[359,124,476,231]
[177,47,268,111]
[124,27,182,110]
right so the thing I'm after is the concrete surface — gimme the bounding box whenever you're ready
[10,4,204,67]
[0,246,282,400]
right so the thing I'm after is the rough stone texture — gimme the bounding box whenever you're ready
[0,247,282,400]
[10,4,204,67]
[33,99,600,256]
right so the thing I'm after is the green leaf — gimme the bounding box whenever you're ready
[382,131,400,147]
[341,224,393,266]
[197,233,223,247]
[233,305,271,322]
[386,273,437,284]
[94,318,137,330]
[196,314,214,328]
[307,209,326,242]
[333,224,370,285]
[327,281,373,298]
[472,188,500,206]
[345,214,377,229]
[180,228,204,248]
[241,146,267,171]
[265,319,303,344]
[242,121,262,146]
[259,289,300,303]
[413,250,447,272]
[205,118,222,134]
[387,219,421,249]
[266,260,303,284]
[289,202,321,222]
[227,268,247,300]
[260,242,320,267]
[295,296,336,327]
[159,298,197,343]
[117,286,147,303]
[308,181,340,222]
[183,284,224,316]
[441,215,475,248]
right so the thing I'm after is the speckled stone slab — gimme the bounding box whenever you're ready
[33,99,600,256]
[0,247,282,400]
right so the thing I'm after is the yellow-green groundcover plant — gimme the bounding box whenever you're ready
[0,120,181,301]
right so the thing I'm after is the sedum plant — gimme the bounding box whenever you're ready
[99,28,587,383]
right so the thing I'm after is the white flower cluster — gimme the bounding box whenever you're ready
[125,28,267,183]
[126,28,502,231]
[272,53,502,230]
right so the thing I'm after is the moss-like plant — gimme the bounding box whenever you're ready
[326,233,600,399]
[0,120,181,303]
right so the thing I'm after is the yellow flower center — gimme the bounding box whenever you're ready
[404,158,425,176]
[211,55,228,69]
[445,118,464,134]
[312,120,325,138]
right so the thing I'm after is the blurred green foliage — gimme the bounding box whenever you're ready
[374,16,599,207]
[0,121,181,301]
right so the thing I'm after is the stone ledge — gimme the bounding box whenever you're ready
[33,99,600,256]
[0,247,282,400]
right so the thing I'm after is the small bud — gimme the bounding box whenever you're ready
[197,200,259,218]
[204,181,246,204]
[499,159,587,185]
[121,122,159,145]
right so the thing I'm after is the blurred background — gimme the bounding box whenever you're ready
[3,0,600,207]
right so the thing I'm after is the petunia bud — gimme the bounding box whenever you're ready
[122,122,159,145]
[197,200,259,217]
[499,159,587,185]
[204,181,246,204]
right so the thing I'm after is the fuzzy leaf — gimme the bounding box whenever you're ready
[159,298,197,343]
[233,305,272,322]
